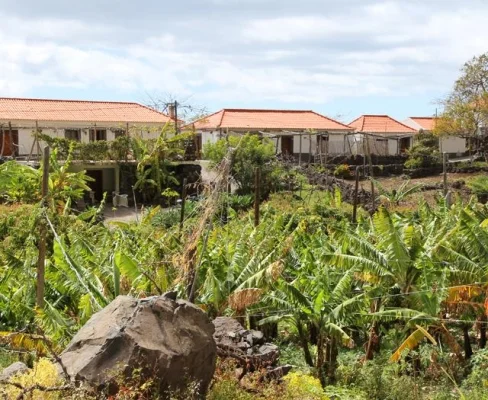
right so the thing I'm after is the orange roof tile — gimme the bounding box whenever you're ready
[0,97,171,124]
[349,115,416,134]
[409,117,436,131]
[189,109,353,131]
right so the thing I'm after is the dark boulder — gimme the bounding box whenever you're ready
[60,295,216,397]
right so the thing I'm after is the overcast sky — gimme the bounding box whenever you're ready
[1,0,487,122]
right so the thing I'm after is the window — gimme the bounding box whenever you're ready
[113,129,126,139]
[65,129,81,141]
[89,129,107,141]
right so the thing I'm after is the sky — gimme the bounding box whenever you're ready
[1,0,487,123]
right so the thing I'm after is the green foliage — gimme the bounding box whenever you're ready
[405,132,441,169]
[333,164,351,179]
[0,149,92,207]
[203,134,277,194]
[466,175,488,201]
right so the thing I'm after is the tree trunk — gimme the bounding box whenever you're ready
[365,322,380,360]
[480,316,487,349]
[316,333,326,387]
[308,323,318,345]
[297,321,314,367]
[325,336,338,385]
[463,325,473,359]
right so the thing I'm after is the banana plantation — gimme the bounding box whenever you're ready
[1,136,488,399]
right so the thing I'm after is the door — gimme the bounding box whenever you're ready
[281,136,293,155]
[85,169,104,202]
[318,135,329,154]
[0,129,19,156]
[399,137,411,154]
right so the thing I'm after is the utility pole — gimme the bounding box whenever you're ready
[36,146,50,309]
[174,100,179,134]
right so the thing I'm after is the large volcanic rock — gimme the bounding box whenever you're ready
[60,295,216,397]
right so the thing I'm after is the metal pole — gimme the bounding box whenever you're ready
[254,167,261,227]
[36,146,50,309]
[179,178,187,233]
[352,166,360,224]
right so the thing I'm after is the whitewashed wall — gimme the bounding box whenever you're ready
[3,120,167,156]
[440,136,467,155]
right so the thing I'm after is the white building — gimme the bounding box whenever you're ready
[403,117,468,156]
[188,108,354,163]
[0,97,174,199]
[348,115,417,156]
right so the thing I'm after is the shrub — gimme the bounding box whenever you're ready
[333,164,351,179]
[203,134,277,195]
[281,372,329,400]
[405,132,441,169]
[467,176,488,202]
[0,358,64,399]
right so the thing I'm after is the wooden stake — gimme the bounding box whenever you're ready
[298,134,302,166]
[443,152,448,197]
[0,125,4,157]
[254,167,261,227]
[179,178,187,233]
[352,166,360,224]
[36,146,50,309]
[308,132,312,164]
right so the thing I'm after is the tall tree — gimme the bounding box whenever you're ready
[435,53,488,158]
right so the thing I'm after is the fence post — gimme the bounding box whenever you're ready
[352,166,360,223]
[179,178,187,233]
[254,167,261,227]
[443,152,451,207]
[36,146,50,309]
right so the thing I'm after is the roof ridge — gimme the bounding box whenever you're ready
[308,110,353,130]
[0,96,142,105]
[221,108,313,113]
[385,115,417,132]
[184,109,224,129]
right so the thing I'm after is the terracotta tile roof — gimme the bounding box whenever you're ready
[349,115,416,134]
[189,109,353,131]
[408,117,436,131]
[0,97,171,124]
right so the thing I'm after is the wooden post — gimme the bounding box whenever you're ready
[352,166,360,224]
[365,134,375,210]
[36,146,50,309]
[275,135,279,155]
[298,133,302,166]
[254,167,261,227]
[308,132,312,164]
[179,178,187,233]
[443,152,448,197]
[28,121,40,161]
[126,122,129,136]
[0,124,4,157]
[174,100,179,134]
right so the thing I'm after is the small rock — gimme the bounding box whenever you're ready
[161,290,177,300]
[260,365,293,382]
[251,330,264,345]
[0,362,29,382]
[237,341,250,350]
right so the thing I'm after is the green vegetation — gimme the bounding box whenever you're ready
[3,131,488,398]
[203,134,281,195]
[405,131,440,169]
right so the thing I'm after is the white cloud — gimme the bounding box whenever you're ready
[1,0,488,114]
